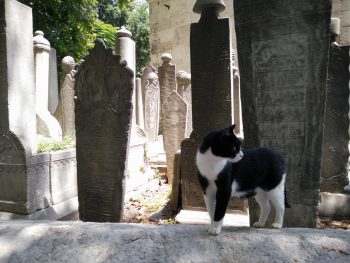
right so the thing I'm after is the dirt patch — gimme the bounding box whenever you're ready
[123,175,178,224]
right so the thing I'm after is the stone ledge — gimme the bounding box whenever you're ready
[0,221,349,263]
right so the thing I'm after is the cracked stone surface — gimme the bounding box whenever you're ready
[0,221,349,263]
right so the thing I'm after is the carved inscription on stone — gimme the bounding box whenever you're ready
[74,39,134,222]
[190,16,233,140]
[253,36,308,191]
[142,66,160,142]
[158,56,176,135]
[235,0,332,227]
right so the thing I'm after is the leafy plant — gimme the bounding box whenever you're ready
[37,136,75,153]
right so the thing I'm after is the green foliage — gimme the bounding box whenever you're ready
[126,2,150,76]
[37,136,75,153]
[93,19,117,50]
[19,0,98,64]
[19,0,149,76]
[96,0,150,76]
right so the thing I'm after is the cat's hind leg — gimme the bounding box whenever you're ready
[267,175,286,229]
[253,190,270,228]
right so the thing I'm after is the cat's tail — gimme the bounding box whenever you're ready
[285,188,291,208]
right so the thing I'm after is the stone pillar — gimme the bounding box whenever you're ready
[75,39,134,222]
[232,49,243,136]
[141,65,160,143]
[321,18,350,193]
[54,56,76,139]
[33,30,62,141]
[135,78,145,129]
[48,48,59,115]
[116,27,147,177]
[234,0,332,227]
[180,0,246,213]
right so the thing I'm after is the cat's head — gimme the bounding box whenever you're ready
[199,124,244,163]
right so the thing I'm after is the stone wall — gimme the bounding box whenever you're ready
[149,0,349,73]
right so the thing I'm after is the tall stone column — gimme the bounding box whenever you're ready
[321,18,349,193]
[116,27,147,176]
[180,0,246,213]
[135,78,145,129]
[234,0,332,227]
[33,30,62,141]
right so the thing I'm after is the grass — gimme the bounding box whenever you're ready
[37,136,75,153]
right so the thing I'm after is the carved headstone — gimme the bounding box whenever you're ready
[0,0,52,215]
[158,53,176,135]
[75,39,134,222]
[141,66,160,142]
[162,91,187,184]
[181,1,246,213]
[176,70,193,137]
[55,56,76,138]
[321,18,349,193]
[234,0,332,227]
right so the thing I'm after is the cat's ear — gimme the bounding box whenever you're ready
[225,124,236,135]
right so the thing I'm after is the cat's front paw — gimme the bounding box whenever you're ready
[208,225,221,235]
[271,223,282,229]
[253,222,266,228]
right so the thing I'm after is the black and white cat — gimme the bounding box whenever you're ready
[196,125,288,235]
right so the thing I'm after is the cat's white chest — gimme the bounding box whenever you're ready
[196,149,227,181]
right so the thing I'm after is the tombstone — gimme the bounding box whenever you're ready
[176,70,193,138]
[234,0,332,227]
[48,48,59,115]
[158,53,176,135]
[135,78,144,130]
[232,49,243,136]
[321,18,350,193]
[33,30,62,141]
[181,0,246,213]
[0,0,49,215]
[141,65,160,142]
[162,91,187,184]
[54,56,76,139]
[75,39,134,222]
[116,27,147,177]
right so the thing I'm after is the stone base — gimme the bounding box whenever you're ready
[0,197,78,220]
[0,221,349,263]
[175,210,249,227]
[318,192,350,217]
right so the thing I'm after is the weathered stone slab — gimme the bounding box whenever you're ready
[234,0,332,227]
[2,221,349,263]
[75,39,134,222]
[50,149,77,205]
[321,44,349,192]
[162,91,187,184]
[176,70,193,137]
[181,3,246,213]
[141,65,160,142]
[158,53,176,135]
[0,0,36,152]
[0,0,52,216]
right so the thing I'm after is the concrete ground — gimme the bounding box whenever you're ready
[0,220,349,263]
